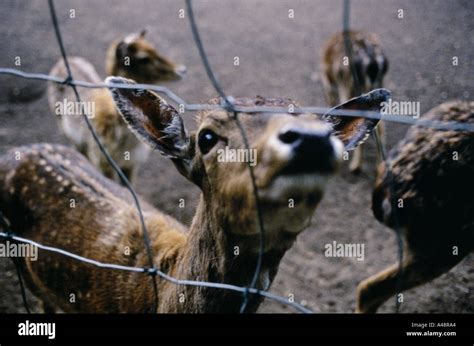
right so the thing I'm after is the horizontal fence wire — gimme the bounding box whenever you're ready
[0,0,472,315]
[1,68,474,132]
[0,231,312,314]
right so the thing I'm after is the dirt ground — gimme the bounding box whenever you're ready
[0,0,473,313]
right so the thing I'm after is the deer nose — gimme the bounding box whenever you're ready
[175,65,187,77]
[278,128,337,174]
[278,129,333,152]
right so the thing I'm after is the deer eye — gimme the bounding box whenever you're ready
[198,129,218,154]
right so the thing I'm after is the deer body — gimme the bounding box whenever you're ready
[321,31,388,173]
[1,142,277,313]
[48,56,101,155]
[357,101,474,313]
[48,31,186,183]
[1,77,389,312]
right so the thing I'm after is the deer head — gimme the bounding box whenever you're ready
[106,30,186,83]
[107,77,389,258]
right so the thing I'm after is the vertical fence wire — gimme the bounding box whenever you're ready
[342,0,404,312]
[47,0,159,313]
[0,0,311,315]
[185,0,267,313]
[0,0,465,315]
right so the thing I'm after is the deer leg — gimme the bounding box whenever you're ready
[321,74,340,107]
[95,154,121,183]
[349,122,384,173]
[374,122,385,165]
[77,144,88,158]
[102,164,118,182]
[356,251,467,313]
[120,166,135,185]
[349,146,363,173]
[40,300,56,314]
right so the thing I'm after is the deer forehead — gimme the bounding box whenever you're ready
[124,37,157,56]
[197,111,328,142]
[138,42,160,56]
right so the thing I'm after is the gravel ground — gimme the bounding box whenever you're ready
[0,0,473,313]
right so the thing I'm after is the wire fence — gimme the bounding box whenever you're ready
[1,67,474,132]
[341,0,407,313]
[0,0,472,314]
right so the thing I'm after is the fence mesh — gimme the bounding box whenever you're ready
[0,0,472,314]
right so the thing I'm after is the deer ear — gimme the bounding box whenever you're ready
[323,88,391,151]
[106,76,189,158]
[139,29,147,38]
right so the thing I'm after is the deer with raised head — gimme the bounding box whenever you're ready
[357,101,474,313]
[0,78,389,313]
[48,30,186,183]
[321,31,388,173]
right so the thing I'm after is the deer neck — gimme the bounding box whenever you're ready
[106,61,127,81]
[105,43,120,77]
[172,194,288,313]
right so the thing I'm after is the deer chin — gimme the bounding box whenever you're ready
[149,70,185,83]
[259,173,329,203]
[256,173,331,235]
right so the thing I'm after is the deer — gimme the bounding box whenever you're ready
[321,31,389,173]
[48,30,186,184]
[356,101,474,313]
[0,77,390,313]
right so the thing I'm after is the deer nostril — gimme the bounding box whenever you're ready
[278,130,301,145]
[278,128,336,175]
[305,132,332,151]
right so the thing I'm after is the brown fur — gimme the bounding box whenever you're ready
[48,31,185,184]
[357,101,474,313]
[1,82,389,312]
[321,31,388,173]
[105,32,185,83]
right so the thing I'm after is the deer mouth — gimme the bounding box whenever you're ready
[268,147,340,205]
[256,173,328,235]
[165,65,187,81]
[279,152,339,176]
[254,137,342,197]
[258,172,328,206]
[174,65,187,78]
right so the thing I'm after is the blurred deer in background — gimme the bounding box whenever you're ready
[0,77,389,313]
[321,31,388,173]
[48,30,186,184]
[357,101,474,313]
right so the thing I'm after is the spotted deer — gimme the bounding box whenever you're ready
[48,30,186,183]
[0,78,389,313]
[357,101,474,313]
[321,31,388,173]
